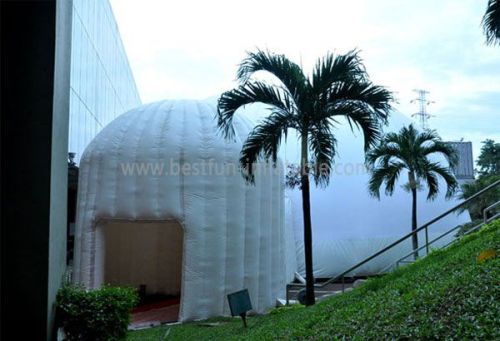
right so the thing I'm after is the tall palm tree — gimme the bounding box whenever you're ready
[366,124,458,259]
[483,0,500,45]
[217,49,393,306]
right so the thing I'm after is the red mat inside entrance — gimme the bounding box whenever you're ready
[132,297,180,314]
[130,298,180,329]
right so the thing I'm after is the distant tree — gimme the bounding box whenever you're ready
[217,49,393,306]
[477,139,499,177]
[482,0,500,45]
[366,124,458,259]
[459,174,500,220]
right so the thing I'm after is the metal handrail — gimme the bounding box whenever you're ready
[377,199,500,274]
[384,222,469,273]
[483,200,500,223]
[437,204,499,251]
[286,179,500,302]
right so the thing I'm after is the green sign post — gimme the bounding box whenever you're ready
[227,289,252,328]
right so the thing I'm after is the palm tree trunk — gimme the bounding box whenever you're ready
[409,171,419,260]
[300,135,315,306]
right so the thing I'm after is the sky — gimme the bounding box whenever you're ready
[109,0,499,160]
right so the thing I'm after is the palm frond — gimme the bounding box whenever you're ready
[239,110,295,183]
[421,160,458,199]
[237,49,309,102]
[368,161,405,198]
[384,162,406,196]
[421,166,439,200]
[325,81,393,125]
[333,103,383,150]
[217,81,295,139]
[308,124,337,187]
[483,0,500,45]
[399,124,419,151]
[311,49,365,96]
[414,128,440,146]
[383,131,403,145]
[420,140,459,168]
[365,140,407,169]
[368,167,386,199]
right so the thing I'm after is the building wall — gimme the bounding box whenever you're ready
[47,1,73,338]
[1,1,71,339]
[69,0,141,163]
[446,141,475,185]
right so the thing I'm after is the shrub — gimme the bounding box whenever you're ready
[56,284,138,341]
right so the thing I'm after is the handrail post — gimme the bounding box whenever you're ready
[483,200,500,223]
[425,226,429,255]
[286,284,289,305]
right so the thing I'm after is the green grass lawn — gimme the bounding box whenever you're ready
[128,219,500,340]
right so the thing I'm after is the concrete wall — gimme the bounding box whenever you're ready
[47,0,73,338]
[1,0,71,339]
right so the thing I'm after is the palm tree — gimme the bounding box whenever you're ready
[217,49,393,306]
[483,0,500,45]
[366,124,458,259]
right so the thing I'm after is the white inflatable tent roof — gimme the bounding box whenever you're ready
[72,99,297,321]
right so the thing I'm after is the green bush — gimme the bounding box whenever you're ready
[56,284,138,341]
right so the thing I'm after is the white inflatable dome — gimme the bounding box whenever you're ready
[72,99,296,321]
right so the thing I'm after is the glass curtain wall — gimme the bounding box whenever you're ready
[69,0,141,163]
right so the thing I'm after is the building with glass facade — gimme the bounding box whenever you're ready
[446,141,475,185]
[69,0,141,163]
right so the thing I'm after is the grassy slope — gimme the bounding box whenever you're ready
[129,220,500,340]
